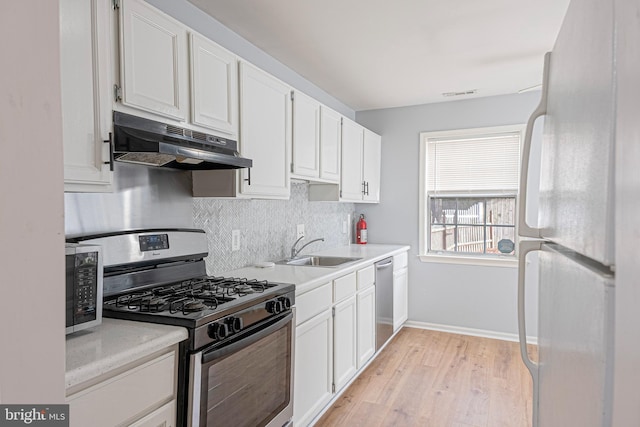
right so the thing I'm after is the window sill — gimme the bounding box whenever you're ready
[418,253,518,268]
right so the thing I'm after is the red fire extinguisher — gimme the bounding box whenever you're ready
[356,214,368,244]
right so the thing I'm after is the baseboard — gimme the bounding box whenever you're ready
[404,320,539,345]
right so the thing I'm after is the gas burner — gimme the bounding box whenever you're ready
[140,296,169,313]
[169,297,209,315]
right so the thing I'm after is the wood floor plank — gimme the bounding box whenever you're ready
[313,327,533,427]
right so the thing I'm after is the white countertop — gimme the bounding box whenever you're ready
[65,318,188,391]
[223,244,410,295]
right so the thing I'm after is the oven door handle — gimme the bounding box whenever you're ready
[202,311,293,364]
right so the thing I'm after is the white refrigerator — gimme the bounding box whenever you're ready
[516,0,628,425]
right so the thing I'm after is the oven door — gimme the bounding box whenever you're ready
[189,309,295,427]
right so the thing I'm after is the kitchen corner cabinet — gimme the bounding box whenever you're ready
[60,0,113,192]
[291,90,321,180]
[118,0,188,121]
[66,346,178,427]
[393,251,409,331]
[238,62,292,198]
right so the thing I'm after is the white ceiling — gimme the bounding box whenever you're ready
[188,0,570,111]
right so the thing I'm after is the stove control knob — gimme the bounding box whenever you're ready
[278,297,292,310]
[225,316,243,333]
[266,300,283,314]
[208,322,229,340]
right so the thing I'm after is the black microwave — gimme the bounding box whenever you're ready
[65,243,103,335]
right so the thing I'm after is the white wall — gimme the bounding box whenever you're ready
[0,1,65,403]
[147,0,356,120]
[356,92,543,339]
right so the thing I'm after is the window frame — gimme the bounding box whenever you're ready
[418,125,524,267]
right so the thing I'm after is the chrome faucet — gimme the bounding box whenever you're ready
[290,236,325,259]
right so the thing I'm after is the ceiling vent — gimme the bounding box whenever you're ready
[442,89,477,97]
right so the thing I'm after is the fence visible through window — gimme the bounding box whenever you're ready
[429,196,516,255]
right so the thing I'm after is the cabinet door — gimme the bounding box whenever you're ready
[319,106,341,182]
[357,286,376,369]
[362,129,381,203]
[128,400,176,427]
[393,268,408,331]
[189,33,238,136]
[239,62,291,198]
[60,0,113,192]
[294,310,333,427]
[333,295,357,391]
[119,0,188,120]
[340,118,364,201]
[292,90,320,179]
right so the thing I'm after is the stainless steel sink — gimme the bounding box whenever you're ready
[275,256,362,267]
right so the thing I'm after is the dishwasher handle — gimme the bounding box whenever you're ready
[375,259,393,269]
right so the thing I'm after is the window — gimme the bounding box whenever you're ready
[419,125,523,266]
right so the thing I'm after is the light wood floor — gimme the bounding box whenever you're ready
[315,327,536,427]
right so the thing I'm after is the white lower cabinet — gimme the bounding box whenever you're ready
[356,285,376,369]
[294,263,381,426]
[66,347,178,427]
[393,251,409,331]
[294,282,333,427]
[333,295,358,391]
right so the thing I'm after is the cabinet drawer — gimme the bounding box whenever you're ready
[393,252,408,271]
[356,265,375,290]
[333,272,357,302]
[67,350,176,427]
[296,282,332,325]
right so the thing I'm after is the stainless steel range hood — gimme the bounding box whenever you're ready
[113,111,252,170]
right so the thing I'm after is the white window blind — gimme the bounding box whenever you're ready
[427,132,521,194]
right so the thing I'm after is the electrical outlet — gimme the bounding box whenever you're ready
[296,224,305,239]
[342,220,347,234]
[231,229,240,251]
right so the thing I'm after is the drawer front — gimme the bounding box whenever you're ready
[67,350,176,427]
[356,265,375,290]
[393,251,408,271]
[333,272,357,302]
[296,282,332,325]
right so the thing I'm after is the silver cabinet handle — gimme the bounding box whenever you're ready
[518,52,550,238]
[518,239,543,427]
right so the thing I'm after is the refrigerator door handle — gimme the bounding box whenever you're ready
[518,239,544,427]
[518,52,550,239]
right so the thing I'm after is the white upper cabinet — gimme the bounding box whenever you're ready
[238,62,291,199]
[319,107,341,183]
[60,0,114,192]
[189,33,238,137]
[340,118,365,201]
[291,90,321,179]
[308,116,381,203]
[362,129,381,202]
[118,0,189,121]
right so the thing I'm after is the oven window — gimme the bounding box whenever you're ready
[201,321,292,427]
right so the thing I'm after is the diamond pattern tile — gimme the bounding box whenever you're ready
[194,183,356,274]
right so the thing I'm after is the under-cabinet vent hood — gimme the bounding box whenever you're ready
[112,111,252,170]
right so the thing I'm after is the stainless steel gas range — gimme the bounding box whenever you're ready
[67,229,295,427]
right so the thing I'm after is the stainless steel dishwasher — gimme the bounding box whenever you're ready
[375,257,394,350]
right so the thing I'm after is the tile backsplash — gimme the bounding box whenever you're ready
[194,182,355,274]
